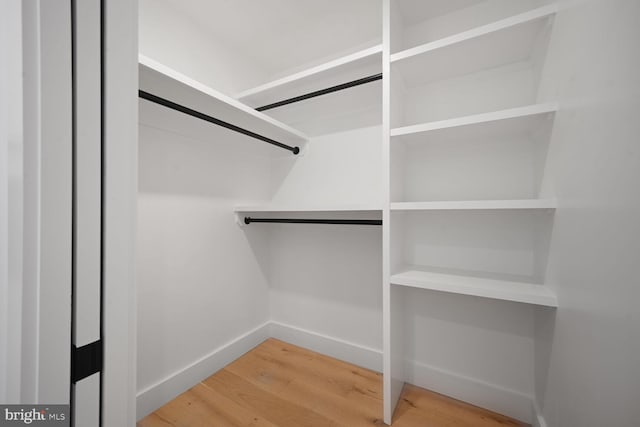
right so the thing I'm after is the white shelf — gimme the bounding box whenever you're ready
[235,203,383,213]
[391,103,557,139]
[391,199,557,211]
[236,45,382,104]
[234,46,383,137]
[391,5,557,87]
[391,267,558,307]
[138,55,308,148]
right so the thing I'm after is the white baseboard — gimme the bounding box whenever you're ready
[136,321,537,425]
[532,402,549,427]
[269,321,383,373]
[135,321,270,420]
[405,359,534,424]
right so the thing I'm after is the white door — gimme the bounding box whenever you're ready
[20,0,74,407]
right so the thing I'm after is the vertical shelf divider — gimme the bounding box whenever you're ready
[382,0,404,424]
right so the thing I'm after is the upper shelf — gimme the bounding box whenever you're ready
[391,4,557,87]
[237,45,382,107]
[391,199,557,211]
[235,203,383,213]
[235,46,383,137]
[391,266,558,307]
[138,55,308,149]
[391,103,557,141]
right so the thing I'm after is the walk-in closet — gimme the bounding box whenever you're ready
[4,0,637,426]
[131,1,640,426]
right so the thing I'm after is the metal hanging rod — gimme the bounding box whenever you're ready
[244,217,382,226]
[255,73,383,112]
[139,90,300,154]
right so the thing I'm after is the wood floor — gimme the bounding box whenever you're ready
[138,339,528,427]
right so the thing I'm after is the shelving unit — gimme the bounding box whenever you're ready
[391,267,557,307]
[139,55,308,150]
[383,1,560,424]
[236,46,383,136]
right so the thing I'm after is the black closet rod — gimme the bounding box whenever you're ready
[244,217,382,226]
[139,90,300,154]
[255,73,383,112]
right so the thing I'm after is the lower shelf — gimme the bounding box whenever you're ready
[390,266,557,307]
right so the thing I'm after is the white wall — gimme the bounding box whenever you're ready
[534,1,640,426]
[268,224,382,349]
[136,103,274,408]
[395,124,549,202]
[270,126,383,206]
[138,0,271,95]
[136,1,280,416]
[266,125,383,352]
[136,99,385,417]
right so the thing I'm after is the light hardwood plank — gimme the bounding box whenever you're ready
[247,339,381,402]
[137,383,279,427]
[392,384,527,427]
[226,345,382,426]
[138,339,528,427]
[204,370,340,427]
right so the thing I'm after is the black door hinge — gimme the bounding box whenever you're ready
[72,340,102,383]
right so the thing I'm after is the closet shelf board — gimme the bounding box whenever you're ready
[138,55,308,147]
[390,199,557,211]
[235,204,383,213]
[234,46,383,137]
[391,267,558,307]
[390,103,557,139]
[391,4,558,87]
[236,45,383,107]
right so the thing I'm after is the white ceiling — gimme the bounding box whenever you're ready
[164,0,382,79]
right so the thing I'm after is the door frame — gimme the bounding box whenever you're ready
[101,0,138,425]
